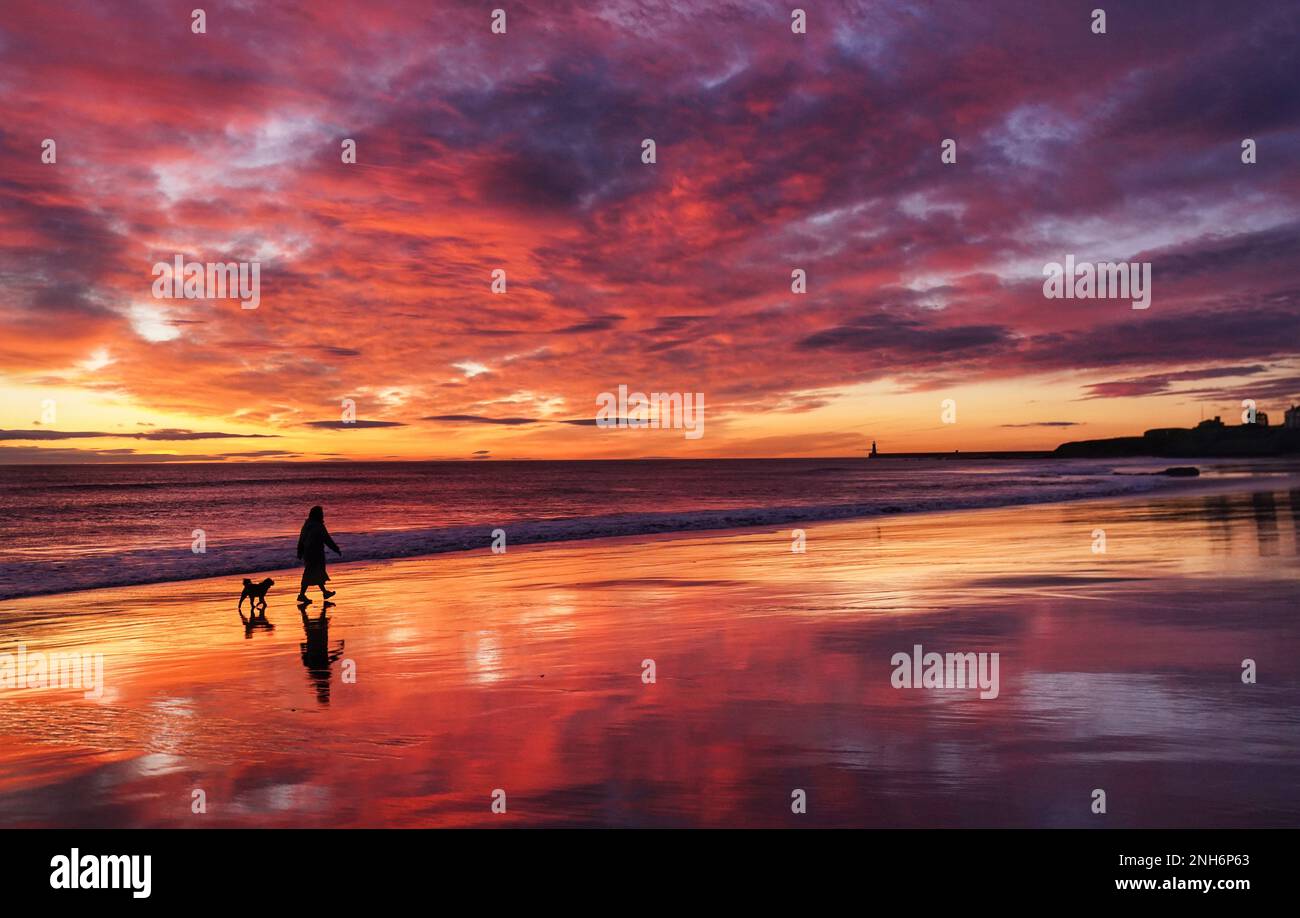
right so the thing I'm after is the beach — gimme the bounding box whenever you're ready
[1,481,1298,828]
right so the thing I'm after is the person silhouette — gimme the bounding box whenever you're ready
[296,505,342,605]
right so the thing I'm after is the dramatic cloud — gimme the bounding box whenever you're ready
[422,415,540,425]
[797,313,1013,359]
[1,0,1297,458]
[0,446,286,463]
[0,429,277,441]
[1081,366,1270,399]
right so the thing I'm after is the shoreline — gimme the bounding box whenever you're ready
[4,470,1288,605]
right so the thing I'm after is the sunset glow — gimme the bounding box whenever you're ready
[2,1,1298,462]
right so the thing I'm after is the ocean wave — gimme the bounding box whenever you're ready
[0,473,1184,602]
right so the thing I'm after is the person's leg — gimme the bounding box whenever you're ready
[297,572,311,603]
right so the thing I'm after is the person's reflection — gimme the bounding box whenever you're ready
[300,605,344,704]
[1289,489,1300,556]
[1201,495,1234,551]
[1251,491,1279,557]
[238,608,275,638]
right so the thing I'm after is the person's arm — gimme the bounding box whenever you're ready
[296,529,305,559]
[324,529,341,554]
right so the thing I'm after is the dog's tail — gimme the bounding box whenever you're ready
[243,578,252,586]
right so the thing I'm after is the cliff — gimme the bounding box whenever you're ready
[1054,424,1300,459]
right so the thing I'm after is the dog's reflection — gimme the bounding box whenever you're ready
[300,604,344,704]
[238,607,275,638]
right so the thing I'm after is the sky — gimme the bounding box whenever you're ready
[1,0,1298,463]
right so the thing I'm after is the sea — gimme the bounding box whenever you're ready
[0,456,1289,601]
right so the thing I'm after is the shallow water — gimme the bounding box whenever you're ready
[1,485,1298,827]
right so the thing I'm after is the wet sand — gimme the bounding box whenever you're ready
[2,483,1299,827]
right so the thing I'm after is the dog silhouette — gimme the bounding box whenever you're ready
[239,577,274,612]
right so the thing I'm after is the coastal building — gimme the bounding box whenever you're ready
[1286,405,1300,429]
[1197,416,1225,430]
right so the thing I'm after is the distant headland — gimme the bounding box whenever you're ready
[1054,407,1300,459]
